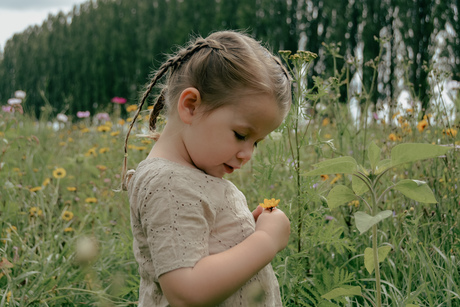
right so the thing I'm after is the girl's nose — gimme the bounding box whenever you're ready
[236,144,254,163]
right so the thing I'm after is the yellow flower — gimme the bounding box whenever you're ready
[29,206,43,217]
[53,168,67,179]
[417,119,428,133]
[320,174,329,181]
[67,187,77,192]
[330,174,342,185]
[6,226,17,233]
[443,128,457,137]
[85,148,97,157]
[322,118,330,127]
[33,168,39,172]
[59,142,67,146]
[97,125,111,132]
[61,210,74,221]
[136,146,147,151]
[80,127,90,133]
[42,178,51,186]
[118,119,125,125]
[85,197,98,204]
[110,131,120,137]
[29,186,42,192]
[6,290,11,303]
[126,104,138,112]
[388,133,397,141]
[64,227,74,232]
[347,200,360,208]
[99,147,110,154]
[96,165,107,171]
[259,198,280,210]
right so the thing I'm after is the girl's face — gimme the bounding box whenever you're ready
[182,94,284,178]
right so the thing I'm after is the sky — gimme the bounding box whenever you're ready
[0,0,89,51]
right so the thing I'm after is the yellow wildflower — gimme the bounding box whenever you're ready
[118,119,125,125]
[96,165,107,171]
[80,127,90,133]
[348,200,360,208]
[320,174,329,181]
[443,128,457,137]
[388,133,397,141]
[61,210,74,221]
[42,178,51,186]
[97,125,111,132]
[6,290,12,302]
[259,198,280,210]
[417,119,428,133]
[85,197,98,204]
[29,206,43,217]
[322,118,330,127]
[330,174,342,185]
[64,227,74,232]
[29,186,42,192]
[99,147,110,154]
[110,131,120,137]
[126,104,138,112]
[67,187,77,192]
[53,168,67,179]
[85,148,97,157]
[59,142,67,146]
[33,168,39,172]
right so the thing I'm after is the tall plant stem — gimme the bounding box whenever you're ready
[371,186,382,307]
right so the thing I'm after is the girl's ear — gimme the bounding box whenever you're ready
[177,87,201,124]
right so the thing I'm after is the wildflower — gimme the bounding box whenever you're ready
[61,210,74,221]
[96,165,107,171]
[330,174,342,185]
[392,112,400,120]
[56,113,68,123]
[42,178,51,186]
[85,148,97,157]
[7,98,22,105]
[14,90,26,99]
[2,105,13,112]
[64,227,74,232]
[136,146,147,151]
[110,131,120,137]
[118,119,125,125]
[443,128,457,138]
[59,142,67,146]
[95,112,110,122]
[320,174,329,181]
[85,197,98,203]
[77,111,90,118]
[388,133,397,141]
[417,119,428,133]
[321,118,330,127]
[53,168,67,179]
[126,104,138,112]
[6,290,12,302]
[6,226,17,233]
[29,206,43,217]
[259,198,280,211]
[97,125,111,132]
[80,127,90,133]
[111,97,127,104]
[99,147,110,154]
[67,187,77,192]
[29,186,42,192]
[75,236,99,264]
[33,168,39,172]
[348,200,360,208]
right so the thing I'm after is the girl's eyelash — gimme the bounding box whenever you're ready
[234,131,246,141]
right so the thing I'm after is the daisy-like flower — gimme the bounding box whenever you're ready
[110,131,120,137]
[85,197,98,204]
[77,111,91,118]
[42,178,51,186]
[322,118,330,127]
[67,187,77,192]
[64,227,74,232]
[111,97,127,104]
[29,186,42,192]
[61,210,74,221]
[96,165,107,171]
[29,206,43,217]
[99,147,110,154]
[97,125,111,132]
[388,133,397,141]
[443,128,458,138]
[417,119,428,133]
[85,148,97,157]
[53,168,67,179]
[320,174,329,181]
[126,104,138,112]
[259,198,280,211]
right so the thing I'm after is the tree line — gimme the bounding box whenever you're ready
[0,0,458,118]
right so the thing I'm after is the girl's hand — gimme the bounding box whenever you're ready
[252,205,264,222]
[255,208,290,252]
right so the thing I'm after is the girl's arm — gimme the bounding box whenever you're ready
[158,208,290,307]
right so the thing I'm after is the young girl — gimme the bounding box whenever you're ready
[122,30,292,307]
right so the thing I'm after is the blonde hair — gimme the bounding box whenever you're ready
[122,30,291,189]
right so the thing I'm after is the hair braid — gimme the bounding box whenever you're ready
[121,38,222,190]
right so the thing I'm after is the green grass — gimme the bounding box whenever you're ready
[1,54,459,306]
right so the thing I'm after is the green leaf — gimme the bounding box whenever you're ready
[352,175,368,195]
[354,210,393,234]
[393,179,437,203]
[305,156,358,176]
[368,142,381,171]
[375,159,391,174]
[391,143,452,167]
[364,246,392,274]
[321,286,362,300]
[326,185,356,209]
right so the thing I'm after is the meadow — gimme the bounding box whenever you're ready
[1,50,459,306]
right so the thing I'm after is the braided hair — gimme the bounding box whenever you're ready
[121,31,291,189]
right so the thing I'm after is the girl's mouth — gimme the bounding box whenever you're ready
[223,164,234,174]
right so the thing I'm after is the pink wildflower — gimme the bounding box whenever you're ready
[77,111,91,118]
[111,97,127,104]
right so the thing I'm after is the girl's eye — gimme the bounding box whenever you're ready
[234,131,246,141]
